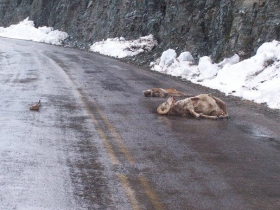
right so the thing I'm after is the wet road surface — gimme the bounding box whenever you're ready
[0,37,280,210]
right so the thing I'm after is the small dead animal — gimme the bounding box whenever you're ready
[30,100,41,111]
[143,88,192,98]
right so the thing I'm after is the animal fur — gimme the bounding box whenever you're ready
[157,94,229,120]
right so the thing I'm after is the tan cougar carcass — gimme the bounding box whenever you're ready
[143,88,192,97]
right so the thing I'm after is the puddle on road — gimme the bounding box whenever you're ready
[15,78,38,83]
[235,122,280,149]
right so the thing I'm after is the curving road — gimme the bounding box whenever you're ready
[0,37,280,210]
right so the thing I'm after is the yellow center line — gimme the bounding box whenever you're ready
[60,68,120,165]
[58,63,164,210]
[139,176,164,210]
[118,174,141,210]
[84,89,136,164]
[79,93,120,165]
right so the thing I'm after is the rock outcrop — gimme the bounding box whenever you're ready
[1,0,280,65]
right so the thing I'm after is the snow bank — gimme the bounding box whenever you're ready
[90,34,157,58]
[150,49,198,79]
[150,40,280,109]
[0,18,68,45]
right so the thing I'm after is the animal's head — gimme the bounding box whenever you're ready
[217,109,229,118]
[212,108,230,119]
[143,89,154,97]
[157,97,175,115]
[144,88,164,97]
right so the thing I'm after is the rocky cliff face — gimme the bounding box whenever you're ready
[1,0,280,65]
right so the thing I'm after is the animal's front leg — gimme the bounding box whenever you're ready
[188,109,201,118]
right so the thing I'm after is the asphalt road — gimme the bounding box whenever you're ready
[0,37,280,210]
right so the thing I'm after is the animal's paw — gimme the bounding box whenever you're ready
[196,114,202,119]
[218,114,229,119]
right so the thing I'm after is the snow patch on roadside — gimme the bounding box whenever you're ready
[0,17,68,45]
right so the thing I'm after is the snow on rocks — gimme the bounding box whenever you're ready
[90,34,157,58]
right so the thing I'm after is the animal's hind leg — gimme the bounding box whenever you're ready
[189,109,218,119]
[199,113,218,120]
[218,115,229,119]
